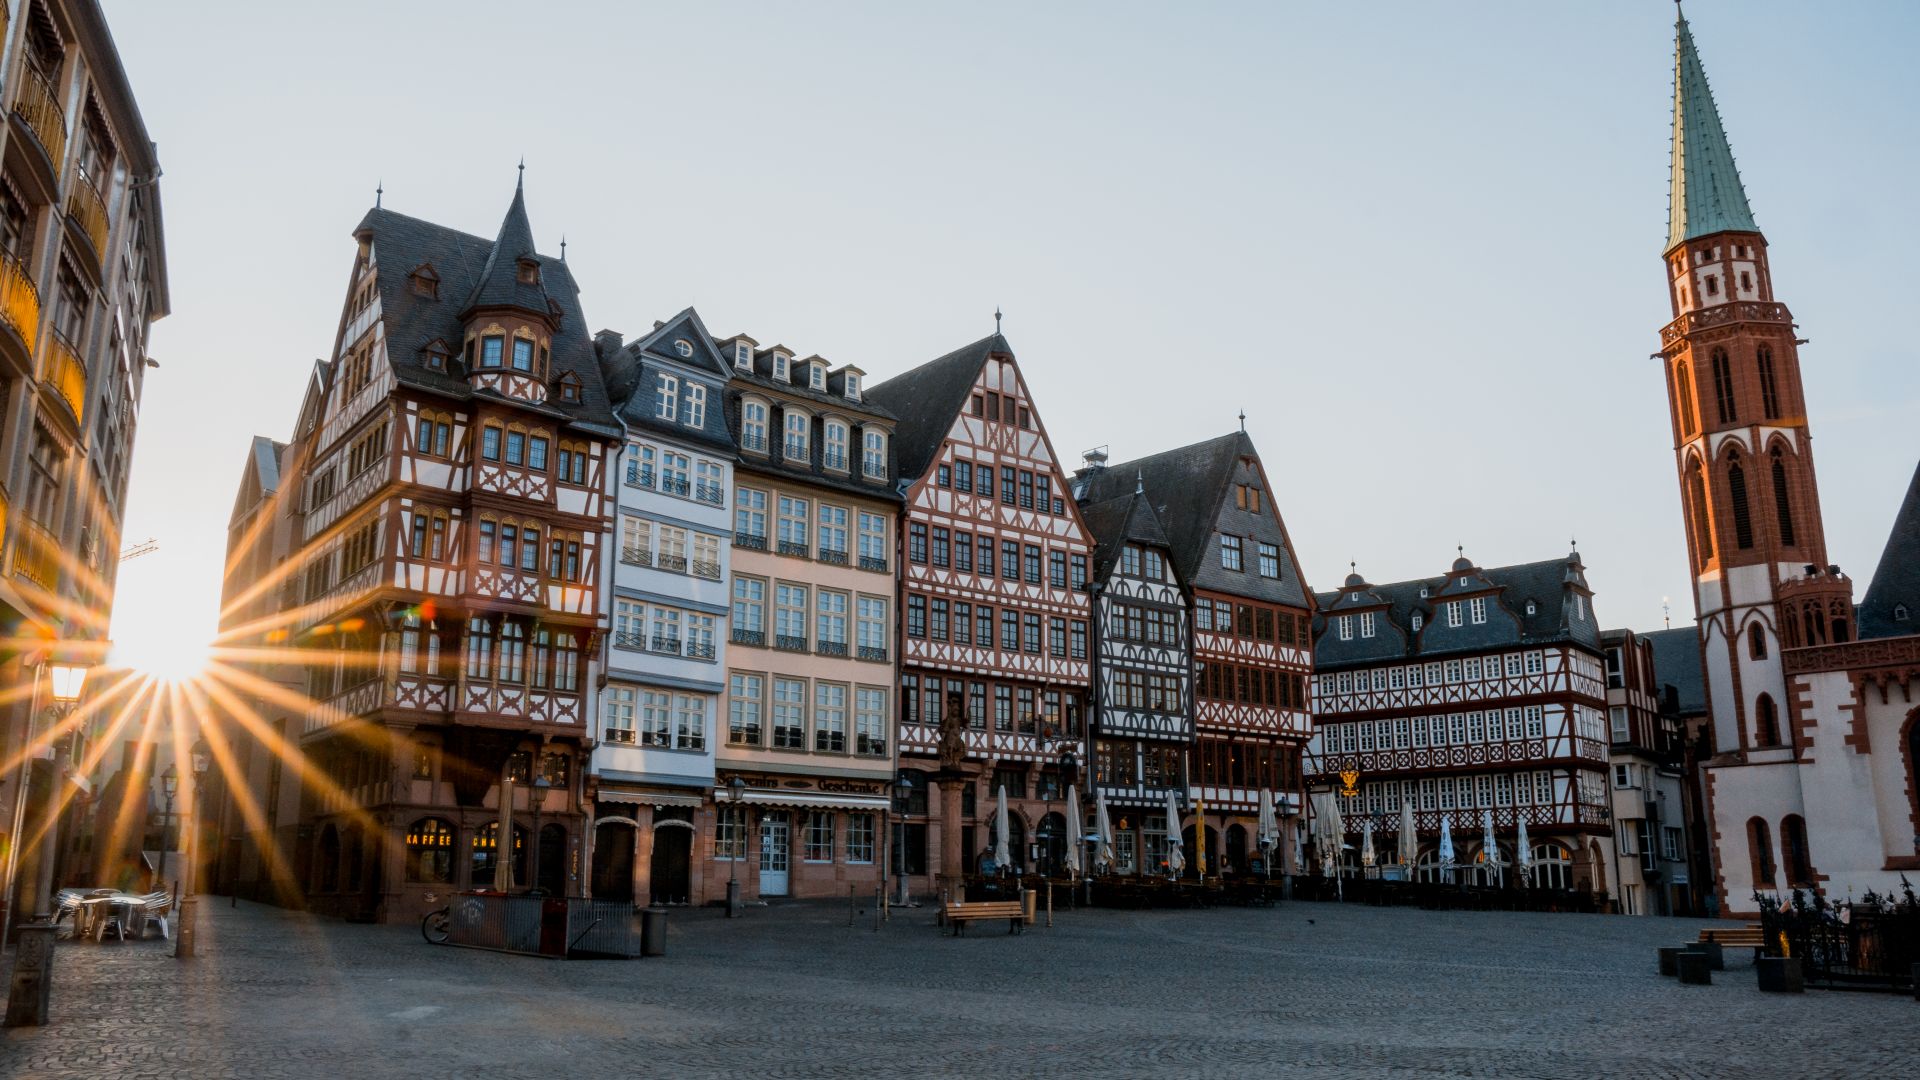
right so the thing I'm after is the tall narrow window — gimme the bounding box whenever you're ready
[1748,622,1768,661]
[1771,450,1796,547]
[1754,693,1780,747]
[1710,348,1737,423]
[1747,817,1775,887]
[1728,458,1754,550]
[1687,458,1713,568]
[1756,344,1780,420]
[1675,360,1696,435]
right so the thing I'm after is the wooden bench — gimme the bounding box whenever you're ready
[944,900,1026,936]
[1698,925,1768,951]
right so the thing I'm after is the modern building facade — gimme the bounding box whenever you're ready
[1653,11,1920,915]
[0,0,167,936]
[584,309,733,906]
[215,180,618,923]
[1078,432,1314,877]
[1602,627,1694,916]
[1306,550,1614,892]
[866,332,1092,895]
[707,331,898,902]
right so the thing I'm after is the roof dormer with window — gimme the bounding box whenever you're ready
[459,182,557,405]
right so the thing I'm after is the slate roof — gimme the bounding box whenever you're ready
[864,333,1010,482]
[1310,552,1601,667]
[603,308,737,455]
[1079,490,1175,586]
[1857,458,1920,640]
[351,191,618,435]
[1642,626,1707,716]
[1667,11,1758,252]
[726,365,901,502]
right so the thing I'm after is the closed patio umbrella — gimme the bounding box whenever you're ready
[1163,789,1186,879]
[1256,789,1277,878]
[1361,818,1376,871]
[1438,814,1456,882]
[1480,808,1502,886]
[1516,817,1534,886]
[993,785,1011,874]
[1065,785,1084,877]
[1095,789,1117,871]
[1398,799,1419,869]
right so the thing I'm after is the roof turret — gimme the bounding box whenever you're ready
[464,172,552,316]
[1667,7,1759,252]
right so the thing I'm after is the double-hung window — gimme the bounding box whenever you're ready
[684,384,707,428]
[814,683,847,752]
[858,512,887,569]
[1258,542,1280,579]
[1469,597,1487,624]
[673,694,706,750]
[778,496,810,556]
[741,401,769,452]
[731,578,765,640]
[603,686,636,743]
[855,688,887,756]
[729,674,764,745]
[818,505,849,560]
[655,375,678,419]
[783,411,809,461]
[735,487,768,542]
[776,585,810,650]
[816,590,849,651]
[661,452,690,496]
[640,690,673,747]
[773,679,806,748]
[1445,601,1463,628]
[1220,536,1243,571]
[824,422,849,470]
[857,597,888,659]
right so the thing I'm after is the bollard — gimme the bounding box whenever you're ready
[173,897,198,959]
[639,907,667,957]
[847,884,856,928]
[4,924,56,1027]
[1657,946,1683,976]
[1021,888,1037,926]
[1693,940,1724,971]
[725,878,742,919]
[1756,956,1804,993]
[1677,950,1712,985]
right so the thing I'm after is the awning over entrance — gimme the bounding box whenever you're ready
[714,788,890,812]
[598,788,706,809]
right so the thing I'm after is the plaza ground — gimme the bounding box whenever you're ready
[2,897,1914,1079]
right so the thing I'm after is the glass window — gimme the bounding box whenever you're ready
[729,674,763,745]
[815,683,847,752]
[773,679,806,749]
[855,687,888,757]
[846,814,876,863]
[805,812,834,862]
[1220,536,1243,571]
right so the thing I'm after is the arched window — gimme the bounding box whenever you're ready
[1675,361,1696,435]
[1770,449,1796,547]
[1755,693,1780,747]
[1756,344,1780,419]
[1747,817,1775,889]
[406,818,456,883]
[1727,458,1754,550]
[1803,604,1824,647]
[1686,458,1714,569]
[1531,843,1573,890]
[1710,347,1737,423]
[1748,622,1768,661]
[1780,815,1812,886]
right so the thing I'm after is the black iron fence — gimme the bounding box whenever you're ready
[444,892,641,958]
[1292,876,1607,913]
[1758,880,1919,993]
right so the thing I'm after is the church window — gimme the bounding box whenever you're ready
[1710,348,1737,423]
[1757,345,1780,419]
[1780,815,1812,886]
[1771,450,1796,547]
[1749,623,1767,660]
[1686,457,1713,568]
[1747,818,1775,887]
[1754,693,1780,747]
[1728,458,1754,550]
[1675,361,1696,435]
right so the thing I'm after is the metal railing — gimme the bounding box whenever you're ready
[858,555,888,573]
[612,631,645,651]
[731,628,765,647]
[695,483,724,505]
[857,645,888,662]
[782,439,808,462]
[816,640,848,658]
[627,466,654,488]
[1760,888,1920,993]
[739,432,768,454]
[42,332,86,422]
[659,476,690,497]
[0,249,36,354]
[650,635,682,655]
[656,553,688,573]
[620,546,653,567]
[11,518,59,591]
[822,449,848,471]
[686,640,715,660]
[11,68,66,171]
[862,457,887,480]
[733,532,767,551]
[817,547,848,566]
[67,172,110,258]
[777,540,808,558]
[774,634,808,652]
[442,893,641,959]
[692,560,721,580]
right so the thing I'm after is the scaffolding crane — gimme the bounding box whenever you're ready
[119,538,159,562]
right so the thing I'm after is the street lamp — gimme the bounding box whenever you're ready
[527,772,552,894]
[48,663,88,704]
[159,764,179,897]
[725,775,746,918]
[892,773,911,907]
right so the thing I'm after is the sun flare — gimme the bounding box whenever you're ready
[109,610,214,684]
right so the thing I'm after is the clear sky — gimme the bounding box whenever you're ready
[99,0,1920,672]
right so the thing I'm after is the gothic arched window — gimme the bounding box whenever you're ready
[1748,622,1768,661]
[1755,693,1780,747]
[1757,344,1781,419]
[1686,458,1713,569]
[1771,449,1796,548]
[1710,347,1737,423]
[1676,361,1696,435]
[1727,457,1754,550]
[1747,817,1775,889]
[1780,814,1812,886]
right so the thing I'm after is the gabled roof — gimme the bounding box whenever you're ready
[1077,432,1247,585]
[602,307,738,454]
[1857,459,1920,640]
[864,333,1011,481]
[350,195,617,434]
[1642,626,1707,716]
[1667,10,1758,252]
[463,178,550,315]
[1079,489,1175,586]
[228,435,288,528]
[1311,552,1600,666]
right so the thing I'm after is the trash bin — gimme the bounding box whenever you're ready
[640,907,667,957]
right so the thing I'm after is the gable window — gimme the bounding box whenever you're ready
[480,336,504,368]
[735,342,753,370]
[512,338,535,372]
[824,421,849,470]
[685,384,707,428]
[1469,597,1487,624]
[656,375,678,420]
[1445,601,1463,628]
[1219,536,1243,572]
[741,401,769,452]
[1257,542,1279,579]
[808,363,826,391]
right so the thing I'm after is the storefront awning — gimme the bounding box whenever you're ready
[715,788,890,812]
[598,788,706,809]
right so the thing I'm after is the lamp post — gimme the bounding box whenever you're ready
[26,663,90,920]
[159,765,179,898]
[188,739,210,892]
[527,772,552,894]
[892,773,911,907]
[725,775,745,917]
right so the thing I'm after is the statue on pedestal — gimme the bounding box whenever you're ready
[937,691,968,773]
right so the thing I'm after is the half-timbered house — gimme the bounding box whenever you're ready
[1306,550,1614,893]
[866,332,1092,893]
[708,333,899,902]
[226,180,619,923]
[1075,480,1192,877]
[585,309,734,906]
[1077,432,1314,877]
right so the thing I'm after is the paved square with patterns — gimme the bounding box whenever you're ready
[2,898,1913,1079]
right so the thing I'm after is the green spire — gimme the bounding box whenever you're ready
[1667,7,1757,252]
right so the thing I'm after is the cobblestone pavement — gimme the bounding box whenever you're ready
[2,897,1914,1079]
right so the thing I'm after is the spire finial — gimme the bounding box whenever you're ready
[560,234,567,262]
[994,306,1002,334]
[1238,409,1246,432]
[1457,544,1464,559]
[517,158,525,190]
[1350,560,1357,575]
[1135,470,1144,496]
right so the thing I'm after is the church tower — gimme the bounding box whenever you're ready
[1657,8,1852,767]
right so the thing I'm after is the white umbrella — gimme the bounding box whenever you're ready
[1313,793,1337,877]
[1256,789,1277,877]
[1515,817,1534,886]
[1438,814,1456,882]
[1094,789,1117,870]
[1065,785,1084,877]
[1163,789,1186,879]
[1292,820,1306,874]
[1480,808,1502,886]
[993,785,1011,874]
[1361,818,1376,869]
[1398,799,1419,868]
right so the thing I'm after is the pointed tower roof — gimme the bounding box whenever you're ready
[1667,8,1758,252]
[465,174,552,315]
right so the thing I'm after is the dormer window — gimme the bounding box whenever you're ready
[845,373,861,400]
[1458,577,1468,587]
[741,400,769,452]
[422,343,449,372]
[1895,603,1910,622]
[1525,600,1538,616]
[480,336,504,368]
[556,373,581,403]
[782,410,809,461]
[673,339,693,358]
[1418,586,1429,598]
[516,257,540,285]
[774,354,791,382]
[735,343,753,370]
[809,364,826,391]
[655,374,678,420]
[409,264,439,299]
[824,420,849,470]
[1410,613,1423,632]
[512,338,535,372]
[861,429,886,480]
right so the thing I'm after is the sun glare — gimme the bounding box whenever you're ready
[110,617,213,683]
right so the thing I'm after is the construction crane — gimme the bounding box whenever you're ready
[119,538,160,562]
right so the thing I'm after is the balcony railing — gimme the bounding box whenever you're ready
[11,518,58,591]
[731,628,765,647]
[41,332,86,423]
[620,546,653,567]
[604,727,637,745]
[777,540,808,558]
[733,531,767,551]
[612,631,646,651]
[692,560,721,580]
[816,640,848,658]
[694,483,724,505]
[686,640,716,660]
[658,476,689,497]
[858,555,888,573]
[656,553,688,573]
[817,547,848,566]
[782,439,808,463]
[67,172,109,258]
[857,645,888,663]
[822,449,848,471]
[774,634,808,652]
[650,635,682,655]
[0,250,37,355]
[11,68,66,173]
[740,432,768,454]
[861,457,887,480]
